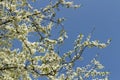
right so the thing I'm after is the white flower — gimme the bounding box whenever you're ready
[11,5,16,11]
[31,48,36,54]
[58,37,64,42]
[65,2,73,7]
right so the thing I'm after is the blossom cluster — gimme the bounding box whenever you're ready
[0,0,110,80]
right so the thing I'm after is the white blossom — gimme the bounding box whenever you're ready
[0,0,110,80]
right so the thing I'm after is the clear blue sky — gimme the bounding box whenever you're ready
[31,0,120,79]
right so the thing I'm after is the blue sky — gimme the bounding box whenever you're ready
[31,0,120,79]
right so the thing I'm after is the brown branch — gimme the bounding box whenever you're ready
[0,20,12,25]
[0,66,17,71]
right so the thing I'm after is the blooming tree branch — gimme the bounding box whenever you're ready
[0,0,111,80]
